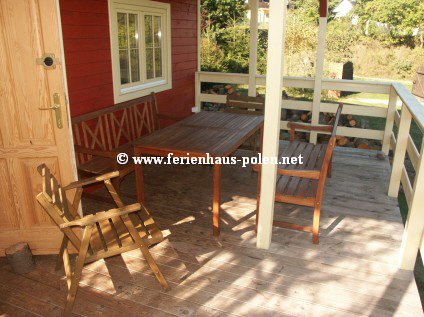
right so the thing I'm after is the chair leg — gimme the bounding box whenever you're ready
[121,214,169,290]
[55,236,69,271]
[312,206,321,244]
[63,226,93,317]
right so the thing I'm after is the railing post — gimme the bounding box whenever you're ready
[193,72,201,112]
[248,0,258,97]
[382,86,397,155]
[388,105,411,197]
[399,138,424,270]
[309,14,327,144]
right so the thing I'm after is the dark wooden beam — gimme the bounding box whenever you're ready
[319,0,327,17]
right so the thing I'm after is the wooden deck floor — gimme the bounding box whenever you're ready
[1,146,423,316]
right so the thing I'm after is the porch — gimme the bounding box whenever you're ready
[1,145,422,316]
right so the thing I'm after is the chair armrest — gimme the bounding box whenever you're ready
[287,122,333,133]
[63,171,120,190]
[252,164,320,179]
[60,203,141,228]
[74,145,119,158]
[157,113,191,122]
[276,168,320,179]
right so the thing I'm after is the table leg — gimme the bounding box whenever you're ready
[212,163,221,236]
[135,150,145,204]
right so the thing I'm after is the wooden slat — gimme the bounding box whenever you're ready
[401,166,413,209]
[406,135,419,171]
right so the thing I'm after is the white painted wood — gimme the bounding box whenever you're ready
[320,102,387,117]
[198,72,392,93]
[199,93,226,103]
[248,0,258,97]
[310,16,328,144]
[279,121,383,140]
[394,110,400,127]
[393,83,424,132]
[390,132,396,150]
[388,105,412,197]
[399,138,424,270]
[401,167,412,209]
[257,0,287,250]
[407,136,419,171]
[382,87,398,154]
[193,72,201,112]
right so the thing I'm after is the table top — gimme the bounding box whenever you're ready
[133,111,264,157]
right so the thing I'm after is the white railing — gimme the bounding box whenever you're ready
[195,71,424,270]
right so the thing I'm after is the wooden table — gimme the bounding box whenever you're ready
[133,111,264,236]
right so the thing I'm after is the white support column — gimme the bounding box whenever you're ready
[381,87,398,154]
[309,16,328,144]
[256,0,287,249]
[388,105,411,197]
[192,0,202,113]
[248,0,259,97]
[399,138,424,270]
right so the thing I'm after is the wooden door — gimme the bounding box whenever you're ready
[0,0,76,255]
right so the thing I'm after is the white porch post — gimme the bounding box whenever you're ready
[193,0,201,113]
[399,137,424,270]
[256,0,287,249]
[248,0,258,97]
[310,5,328,144]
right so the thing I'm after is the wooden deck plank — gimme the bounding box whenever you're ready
[1,145,422,316]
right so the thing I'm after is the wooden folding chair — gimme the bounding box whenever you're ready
[254,104,343,244]
[36,164,169,317]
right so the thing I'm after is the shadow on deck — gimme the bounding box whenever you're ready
[0,146,423,316]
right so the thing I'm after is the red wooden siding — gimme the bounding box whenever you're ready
[60,0,197,119]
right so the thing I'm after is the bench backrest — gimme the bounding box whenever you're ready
[224,95,265,115]
[71,93,160,164]
[36,164,82,250]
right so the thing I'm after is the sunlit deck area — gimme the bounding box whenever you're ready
[0,145,423,316]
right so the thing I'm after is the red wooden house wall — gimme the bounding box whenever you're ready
[60,0,197,118]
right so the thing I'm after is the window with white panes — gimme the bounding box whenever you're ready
[109,0,171,103]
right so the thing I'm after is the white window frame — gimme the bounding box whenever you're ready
[109,0,172,103]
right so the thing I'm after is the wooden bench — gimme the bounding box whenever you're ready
[71,92,183,194]
[254,104,343,244]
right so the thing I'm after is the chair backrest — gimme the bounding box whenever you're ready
[71,92,160,164]
[36,164,82,250]
[224,95,265,115]
[319,103,343,181]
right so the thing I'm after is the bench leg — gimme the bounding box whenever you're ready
[312,206,321,244]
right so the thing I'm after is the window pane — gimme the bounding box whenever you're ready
[154,16,162,47]
[154,48,162,78]
[129,14,139,49]
[117,13,128,50]
[146,47,154,79]
[144,15,153,47]
[119,50,130,84]
[131,49,140,82]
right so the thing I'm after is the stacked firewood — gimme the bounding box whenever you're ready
[284,110,381,150]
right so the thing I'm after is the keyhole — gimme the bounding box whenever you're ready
[44,56,54,67]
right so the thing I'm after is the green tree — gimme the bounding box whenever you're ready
[355,0,424,46]
[201,0,246,31]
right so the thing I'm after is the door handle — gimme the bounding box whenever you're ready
[39,93,63,129]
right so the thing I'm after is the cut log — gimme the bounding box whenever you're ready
[355,138,370,149]
[5,242,34,274]
[337,136,349,146]
[348,119,357,127]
